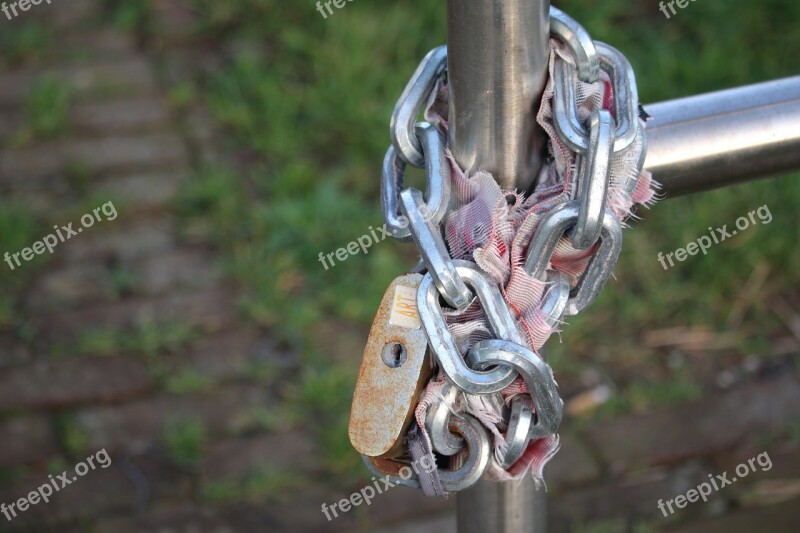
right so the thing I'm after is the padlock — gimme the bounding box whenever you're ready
[349,273,432,458]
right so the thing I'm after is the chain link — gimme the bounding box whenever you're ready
[391,46,448,167]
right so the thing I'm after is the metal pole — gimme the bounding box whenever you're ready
[447,0,550,192]
[645,76,800,196]
[447,1,550,532]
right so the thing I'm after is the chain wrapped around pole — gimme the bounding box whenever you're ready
[350,4,657,498]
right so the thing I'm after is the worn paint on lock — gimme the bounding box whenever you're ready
[388,284,421,329]
[349,274,431,458]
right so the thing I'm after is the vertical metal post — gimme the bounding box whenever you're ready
[447,0,550,192]
[447,1,551,532]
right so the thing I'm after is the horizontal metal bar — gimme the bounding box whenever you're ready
[644,76,800,196]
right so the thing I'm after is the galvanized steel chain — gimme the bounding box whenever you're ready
[350,6,648,494]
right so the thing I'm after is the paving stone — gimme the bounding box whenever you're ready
[134,246,223,295]
[202,431,318,484]
[0,453,191,530]
[0,134,188,186]
[215,485,353,533]
[0,139,67,186]
[171,329,262,383]
[63,30,139,61]
[68,134,189,177]
[27,262,119,312]
[0,356,152,411]
[62,220,175,266]
[372,514,456,533]
[0,334,33,368]
[73,387,271,454]
[550,463,708,525]
[35,286,237,345]
[150,0,200,47]
[94,172,183,212]
[70,98,172,135]
[0,59,159,108]
[311,319,369,368]
[94,504,236,533]
[665,498,800,533]
[39,0,100,30]
[28,246,220,312]
[547,431,602,489]
[0,109,23,140]
[0,415,58,468]
[586,373,800,473]
[0,189,80,220]
[760,446,800,480]
[358,484,456,531]
[710,442,800,482]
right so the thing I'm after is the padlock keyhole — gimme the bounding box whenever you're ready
[382,342,408,368]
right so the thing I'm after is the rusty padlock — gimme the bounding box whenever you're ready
[349,273,432,458]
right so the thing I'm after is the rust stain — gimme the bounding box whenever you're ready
[349,274,432,458]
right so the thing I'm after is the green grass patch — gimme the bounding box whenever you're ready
[55,414,92,458]
[0,23,53,67]
[202,464,301,504]
[164,369,216,394]
[163,416,207,465]
[11,76,72,147]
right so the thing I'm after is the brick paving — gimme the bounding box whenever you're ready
[0,1,797,532]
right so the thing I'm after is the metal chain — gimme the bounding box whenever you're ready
[368,6,645,492]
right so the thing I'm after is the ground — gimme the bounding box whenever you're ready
[0,0,798,531]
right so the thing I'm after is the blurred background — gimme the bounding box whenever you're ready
[0,0,798,531]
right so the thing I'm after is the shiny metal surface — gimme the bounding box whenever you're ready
[645,76,800,196]
[426,380,465,456]
[571,110,613,249]
[524,202,623,316]
[553,42,640,154]
[400,188,472,309]
[549,6,599,82]
[446,0,550,192]
[361,415,491,493]
[382,122,452,240]
[498,396,534,469]
[390,46,448,167]
[417,262,524,395]
[449,1,550,530]
[540,272,571,327]
[457,462,546,533]
[467,339,564,440]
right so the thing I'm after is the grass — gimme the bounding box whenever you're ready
[71,320,200,358]
[11,75,72,147]
[165,369,216,394]
[163,416,207,465]
[202,464,301,504]
[55,414,92,458]
[0,23,53,67]
[0,201,43,287]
